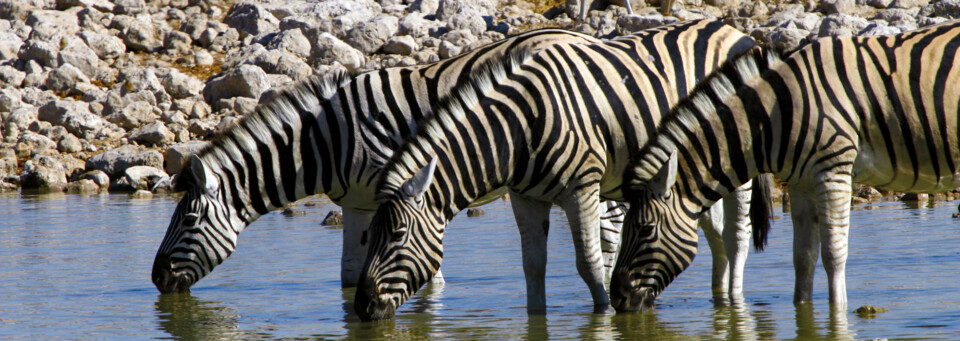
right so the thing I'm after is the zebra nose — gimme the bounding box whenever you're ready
[354,281,378,321]
[152,254,184,294]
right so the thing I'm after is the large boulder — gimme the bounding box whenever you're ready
[127,122,174,146]
[57,36,102,79]
[203,64,270,104]
[164,140,208,175]
[85,144,164,178]
[37,100,103,138]
[20,155,68,191]
[345,15,399,54]
[310,32,366,71]
[224,2,279,38]
[25,9,81,42]
[79,31,126,60]
[0,30,23,61]
[121,165,168,191]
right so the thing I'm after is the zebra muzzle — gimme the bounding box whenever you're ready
[151,254,192,294]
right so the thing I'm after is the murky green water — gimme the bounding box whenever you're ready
[1,192,958,340]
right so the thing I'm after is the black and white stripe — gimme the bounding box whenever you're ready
[616,21,960,311]
[355,19,767,320]
[151,29,606,293]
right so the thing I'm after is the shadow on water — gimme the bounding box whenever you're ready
[154,293,247,340]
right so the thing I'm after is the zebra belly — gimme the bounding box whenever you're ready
[853,144,960,192]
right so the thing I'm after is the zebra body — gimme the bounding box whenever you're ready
[616,21,960,312]
[355,19,763,320]
[151,28,607,293]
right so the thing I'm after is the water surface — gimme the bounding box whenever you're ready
[1,193,958,339]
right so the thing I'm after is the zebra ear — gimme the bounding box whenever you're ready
[189,155,219,194]
[401,157,438,201]
[648,151,678,197]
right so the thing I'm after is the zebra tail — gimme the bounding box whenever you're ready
[750,173,775,252]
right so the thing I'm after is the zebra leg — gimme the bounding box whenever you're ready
[789,189,820,303]
[560,189,611,311]
[699,200,730,297]
[341,207,374,287]
[599,200,626,287]
[509,194,552,313]
[815,173,852,309]
[722,180,754,297]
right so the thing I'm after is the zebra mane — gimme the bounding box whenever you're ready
[626,46,782,191]
[173,69,353,192]
[375,46,536,197]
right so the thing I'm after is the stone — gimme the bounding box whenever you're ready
[79,31,126,60]
[383,35,418,55]
[107,100,157,130]
[20,155,68,191]
[224,2,279,38]
[25,10,81,42]
[57,0,114,12]
[78,169,110,187]
[0,30,22,61]
[438,40,462,59]
[65,178,100,193]
[920,0,960,18]
[410,0,439,15]
[867,0,892,8]
[58,36,102,80]
[859,22,901,36]
[127,122,174,146]
[37,100,103,138]
[321,210,343,225]
[121,16,161,52]
[18,40,60,68]
[345,15,399,54]
[889,0,927,8]
[16,131,58,159]
[617,14,680,33]
[187,118,217,138]
[45,63,90,93]
[4,105,38,131]
[901,193,928,202]
[821,0,855,14]
[0,65,25,86]
[164,140,207,175]
[399,13,440,38]
[203,64,270,104]
[437,0,497,20]
[446,11,487,36]
[311,32,366,71]
[767,27,810,53]
[158,69,203,100]
[466,208,484,217]
[112,0,145,15]
[58,133,82,153]
[194,49,215,66]
[818,14,870,37]
[264,28,311,59]
[282,207,307,217]
[122,165,168,191]
[164,30,192,55]
[85,144,163,178]
[120,68,167,103]
[0,87,22,112]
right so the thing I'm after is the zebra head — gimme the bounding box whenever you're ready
[612,151,699,312]
[153,155,244,294]
[355,157,440,321]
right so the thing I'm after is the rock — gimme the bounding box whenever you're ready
[617,14,680,34]
[277,0,381,39]
[410,0,439,15]
[194,49,215,66]
[767,27,810,53]
[282,207,307,217]
[321,210,343,225]
[85,144,163,178]
[121,16,161,52]
[821,0,855,14]
[37,100,103,138]
[18,40,60,68]
[854,184,884,201]
[20,155,68,191]
[65,178,100,193]
[438,40,462,59]
[4,105,38,131]
[311,32,366,71]
[128,122,174,146]
[901,193,928,202]
[399,13,440,38]
[383,35,418,55]
[106,100,156,130]
[128,189,152,197]
[79,169,110,187]
[187,118,217,138]
[112,0,145,15]
[164,30,192,55]
[0,65,25,86]
[0,149,16,178]
[867,0,891,8]
[120,68,167,103]
[58,133,83,153]
[203,64,269,104]
[25,10,81,42]
[438,0,497,20]
[16,131,58,159]
[224,2,279,38]
[0,0,38,21]
[58,154,86,179]
[0,30,22,61]
[158,69,203,100]
[121,165,168,191]
[45,63,90,93]
[888,0,927,9]
[853,305,889,318]
[164,140,207,175]
[345,15,400,54]
[0,87,22,112]
[466,208,484,217]
[264,28,311,59]
[920,0,960,18]
[58,36,102,79]
[57,0,114,12]
[79,31,126,60]
[818,14,870,37]
[859,22,901,36]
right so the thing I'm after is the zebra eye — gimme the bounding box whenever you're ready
[183,214,199,227]
[392,223,408,242]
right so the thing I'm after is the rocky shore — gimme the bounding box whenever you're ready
[1,0,959,205]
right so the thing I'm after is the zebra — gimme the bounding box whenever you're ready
[354,19,770,320]
[614,20,960,312]
[150,28,606,294]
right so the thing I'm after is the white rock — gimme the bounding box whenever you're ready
[264,28,311,59]
[224,2,279,38]
[164,140,208,175]
[127,122,174,146]
[79,31,126,60]
[85,144,164,178]
[158,69,203,100]
[37,100,103,138]
[20,155,68,191]
[345,15,400,54]
[203,64,271,103]
[0,65,25,87]
[383,35,418,55]
[311,32,366,71]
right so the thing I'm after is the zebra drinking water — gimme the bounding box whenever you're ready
[354,19,770,320]
[150,29,607,293]
[614,21,960,312]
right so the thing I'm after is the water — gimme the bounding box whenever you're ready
[1,192,958,340]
